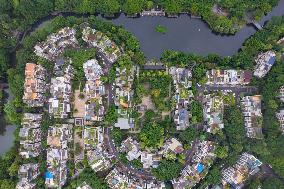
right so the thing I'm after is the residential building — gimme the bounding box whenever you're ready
[17,163,39,189]
[77,182,93,189]
[45,148,68,188]
[106,168,129,189]
[87,150,111,172]
[34,27,78,60]
[22,113,42,124]
[120,137,142,161]
[83,59,106,122]
[162,138,184,155]
[174,107,190,131]
[19,113,42,159]
[222,153,262,189]
[276,109,284,134]
[49,65,73,118]
[203,94,224,134]
[114,67,135,129]
[82,27,121,63]
[253,51,276,78]
[18,163,40,182]
[172,141,216,189]
[83,126,104,150]
[241,95,263,139]
[46,123,72,188]
[106,168,165,189]
[19,141,42,159]
[114,117,134,130]
[114,67,135,116]
[206,69,252,85]
[16,181,36,189]
[47,124,73,149]
[19,127,41,144]
[23,63,47,107]
[170,67,193,130]
[140,152,162,169]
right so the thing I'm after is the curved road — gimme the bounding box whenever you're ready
[104,127,155,180]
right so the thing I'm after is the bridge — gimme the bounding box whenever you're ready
[251,21,263,30]
[246,17,263,30]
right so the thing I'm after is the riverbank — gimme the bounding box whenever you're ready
[10,0,284,61]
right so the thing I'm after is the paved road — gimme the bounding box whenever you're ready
[184,140,199,165]
[197,84,258,104]
[104,127,155,180]
[96,49,116,106]
[260,164,284,183]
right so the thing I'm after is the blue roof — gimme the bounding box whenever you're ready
[111,179,118,185]
[196,163,204,173]
[268,56,276,65]
[45,171,53,179]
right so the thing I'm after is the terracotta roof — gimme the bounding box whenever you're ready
[25,63,36,77]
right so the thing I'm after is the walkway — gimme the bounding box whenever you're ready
[251,21,263,30]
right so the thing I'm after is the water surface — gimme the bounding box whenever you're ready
[107,0,284,59]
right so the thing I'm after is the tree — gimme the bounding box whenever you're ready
[98,0,120,16]
[0,179,15,189]
[0,49,9,81]
[190,100,203,124]
[104,105,118,125]
[179,127,197,145]
[247,178,262,189]
[223,106,246,164]
[152,160,182,181]
[4,100,21,124]
[261,177,284,189]
[215,146,229,159]
[205,166,221,185]
[123,0,145,15]
[63,167,108,189]
[110,127,127,146]
[139,122,164,149]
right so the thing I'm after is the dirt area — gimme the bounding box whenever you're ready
[73,90,87,117]
[141,96,155,110]
[161,111,171,119]
[143,83,150,90]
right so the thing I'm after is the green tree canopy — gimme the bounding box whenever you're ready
[139,122,164,149]
[152,160,182,181]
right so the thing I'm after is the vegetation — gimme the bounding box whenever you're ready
[261,177,284,189]
[110,127,127,146]
[152,159,182,181]
[64,48,97,88]
[178,127,197,145]
[190,100,203,124]
[138,70,172,112]
[222,106,246,164]
[63,167,108,189]
[0,0,284,187]
[130,159,143,169]
[139,122,164,149]
[155,25,167,34]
